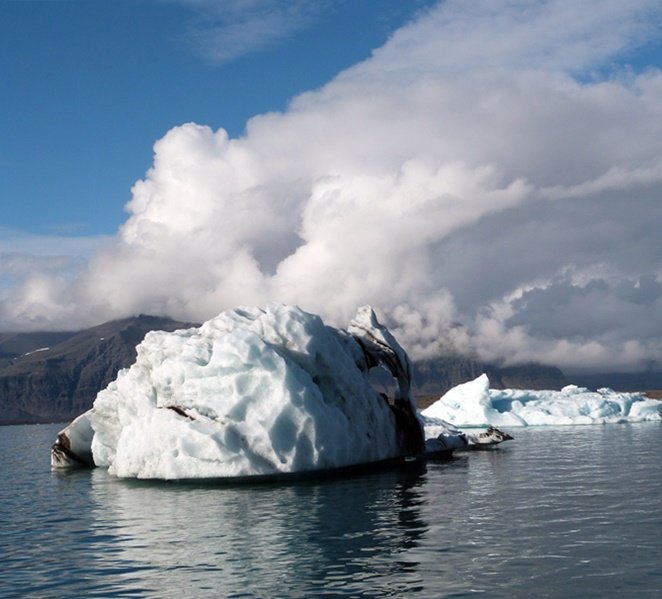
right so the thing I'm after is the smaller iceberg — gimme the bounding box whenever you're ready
[421,418,512,454]
[422,374,662,427]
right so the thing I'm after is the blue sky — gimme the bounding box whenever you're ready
[1,0,662,374]
[1,0,435,235]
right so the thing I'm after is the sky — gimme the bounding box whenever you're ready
[1,0,662,374]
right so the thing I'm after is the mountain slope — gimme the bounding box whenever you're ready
[412,358,568,397]
[0,315,195,424]
[0,331,77,367]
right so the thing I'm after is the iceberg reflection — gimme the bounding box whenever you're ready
[88,465,431,596]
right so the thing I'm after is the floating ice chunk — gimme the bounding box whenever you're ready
[54,303,425,479]
[51,411,95,468]
[419,412,512,452]
[464,427,514,447]
[419,415,468,452]
[423,374,662,427]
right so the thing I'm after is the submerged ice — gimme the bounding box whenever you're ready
[53,304,425,479]
[422,374,662,427]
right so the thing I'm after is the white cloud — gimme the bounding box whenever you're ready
[0,228,113,331]
[3,0,662,372]
[366,0,662,75]
[175,0,330,63]
[0,229,111,294]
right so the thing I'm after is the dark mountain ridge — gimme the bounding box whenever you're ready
[0,331,77,367]
[0,315,195,425]
[570,371,662,393]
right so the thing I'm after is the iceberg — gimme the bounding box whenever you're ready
[422,374,662,427]
[52,303,426,479]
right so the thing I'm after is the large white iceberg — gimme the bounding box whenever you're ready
[422,373,662,427]
[52,303,426,479]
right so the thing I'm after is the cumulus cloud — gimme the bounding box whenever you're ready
[3,0,662,372]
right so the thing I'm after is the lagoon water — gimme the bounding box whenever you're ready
[1,423,661,598]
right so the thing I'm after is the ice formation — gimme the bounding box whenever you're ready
[52,304,426,479]
[422,374,662,427]
[51,411,95,468]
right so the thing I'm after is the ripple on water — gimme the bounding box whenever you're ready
[1,423,662,597]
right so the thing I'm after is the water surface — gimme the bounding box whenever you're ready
[1,423,661,597]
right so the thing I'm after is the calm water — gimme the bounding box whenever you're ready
[1,423,661,598]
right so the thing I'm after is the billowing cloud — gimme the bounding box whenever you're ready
[4,0,662,373]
